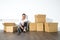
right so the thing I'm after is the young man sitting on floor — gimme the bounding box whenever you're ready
[17,13,28,35]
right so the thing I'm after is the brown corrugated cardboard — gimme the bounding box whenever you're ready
[35,14,46,23]
[45,23,58,32]
[3,23,17,32]
[29,23,37,31]
[37,23,43,31]
[5,26,17,32]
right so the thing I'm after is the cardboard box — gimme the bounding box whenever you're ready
[37,23,43,31]
[5,26,17,32]
[3,23,17,32]
[35,14,46,23]
[29,23,37,31]
[45,23,58,32]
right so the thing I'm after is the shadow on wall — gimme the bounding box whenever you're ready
[46,18,53,22]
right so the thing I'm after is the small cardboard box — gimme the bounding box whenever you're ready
[5,26,17,32]
[37,23,43,31]
[29,23,37,31]
[3,23,17,32]
[35,14,46,23]
[45,22,58,32]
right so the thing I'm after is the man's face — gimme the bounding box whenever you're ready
[22,15,26,19]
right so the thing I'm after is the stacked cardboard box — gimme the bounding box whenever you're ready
[35,14,46,31]
[35,14,46,23]
[29,23,37,31]
[45,23,58,32]
[37,23,43,31]
[3,23,17,32]
[29,14,58,32]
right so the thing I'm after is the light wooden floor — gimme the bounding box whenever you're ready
[0,31,60,40]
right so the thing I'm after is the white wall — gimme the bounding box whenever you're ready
[0,0,60,31]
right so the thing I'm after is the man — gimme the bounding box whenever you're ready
[17,13,28,35]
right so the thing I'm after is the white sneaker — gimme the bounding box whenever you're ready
[23,27,26,32]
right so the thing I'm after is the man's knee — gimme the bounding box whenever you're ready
[24,22,27,27]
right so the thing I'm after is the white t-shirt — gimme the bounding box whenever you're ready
[20,19,28,25]
[16,15,28,26]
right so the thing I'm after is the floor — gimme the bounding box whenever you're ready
[0,31,60,40]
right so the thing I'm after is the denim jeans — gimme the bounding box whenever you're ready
[17,22,28,33]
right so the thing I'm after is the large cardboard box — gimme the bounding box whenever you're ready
[37,23,43,31]
[35,14,46,23]
[29,23,37,31]
[3,23,17,32]
[45,23,58,32]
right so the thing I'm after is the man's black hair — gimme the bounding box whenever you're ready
[22,13,26,16]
